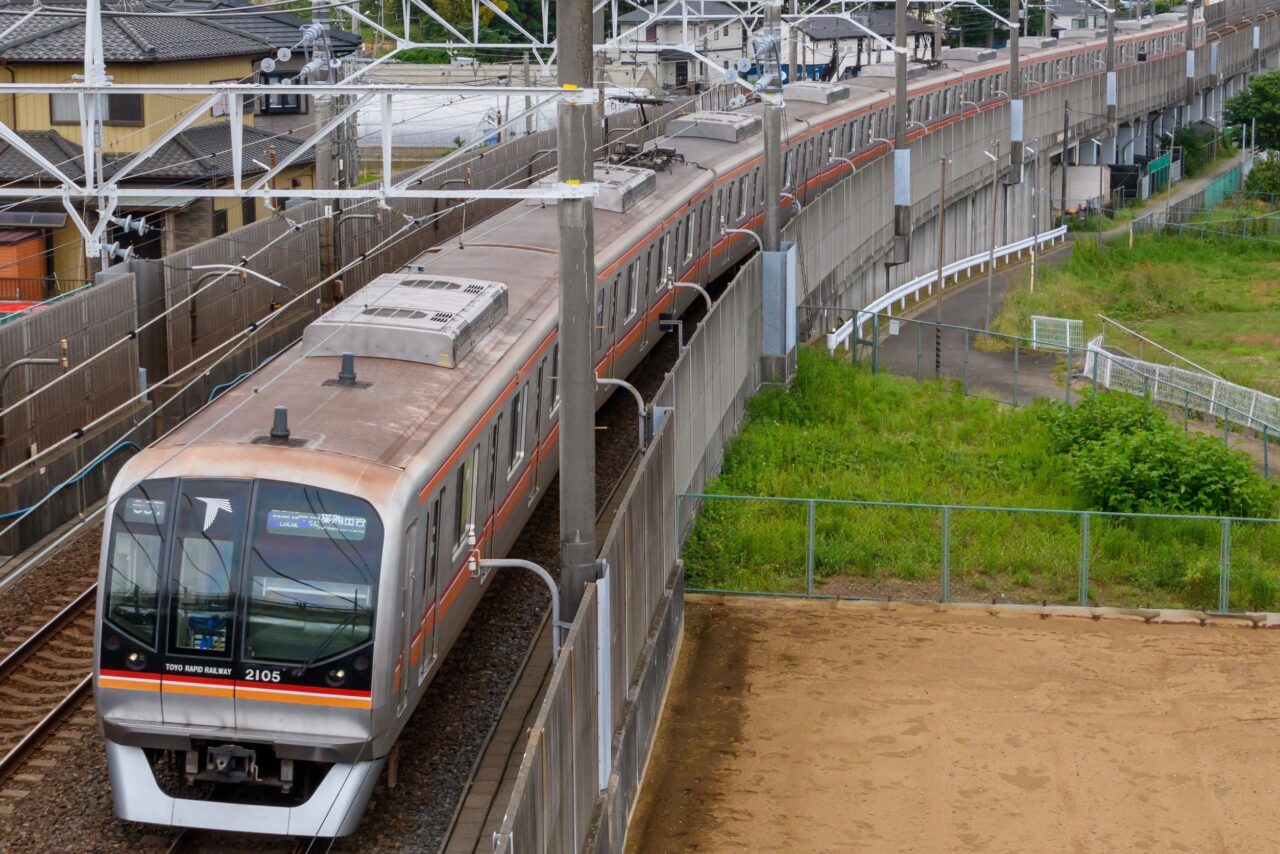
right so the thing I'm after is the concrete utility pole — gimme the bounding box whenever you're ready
[934,156,948,377]
[1253,0,1263,74]
[1106,0,1117,136]
[1009,0,1024,183]
[557,0,598,619]
[1060,100,1070,226]
[1185,0,1197,110]
[312,0,338,304]
[763,1,784,253]
[892,0,912,259]
[758,0,795,385]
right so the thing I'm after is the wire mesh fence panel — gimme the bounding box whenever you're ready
[1227,520,1280,612]
[814,503,943,600]
[680,496,809,594]
[949,508,1081,606]
[1086,515,1225,610]
[1030,316,1085,351]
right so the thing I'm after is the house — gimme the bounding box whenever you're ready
[149,0,364,135]
[1051,0,1109,33]
[608,0,749,92]
[789,10,936,81]
[0,3,317,295]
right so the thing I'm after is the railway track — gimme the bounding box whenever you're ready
[0,584,98,812]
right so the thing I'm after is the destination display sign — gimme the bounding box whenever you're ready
[266,509,367,540]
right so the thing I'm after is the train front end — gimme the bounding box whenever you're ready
[94,466,392,837]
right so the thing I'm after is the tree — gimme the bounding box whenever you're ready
[1245,155,1280,195]
[1225,71,1280,151]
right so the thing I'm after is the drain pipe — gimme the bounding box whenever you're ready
[0,342,68,392]
[721,221,764,253]
[596,376,649,449]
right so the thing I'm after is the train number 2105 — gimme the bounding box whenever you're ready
[244,668,282,682]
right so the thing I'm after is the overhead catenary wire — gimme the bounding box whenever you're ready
[0,192,551,566]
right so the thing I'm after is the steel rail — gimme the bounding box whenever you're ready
[0,673,93,780]
[0,583,97,679]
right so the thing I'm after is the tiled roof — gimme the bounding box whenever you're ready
[0,124,314,183]
[795,10,932,41]
[0,130,86,183]
[152,0,363,54]
[618,1,741,24]
[116,121,317,180]
[0,8,273,62]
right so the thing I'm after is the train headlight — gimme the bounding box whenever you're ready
[325,668,347,687]
[126,650,147,670]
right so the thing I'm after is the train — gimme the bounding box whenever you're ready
[95,10,1203,837]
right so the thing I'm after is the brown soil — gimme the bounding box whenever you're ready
[627,599,1280,853]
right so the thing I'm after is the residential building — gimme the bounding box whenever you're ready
[150,0,364,135]
[0,4,316,295]
[789,11,936,81]
[609,0,748,92]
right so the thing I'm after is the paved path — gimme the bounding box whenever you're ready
[870,156,1247,407]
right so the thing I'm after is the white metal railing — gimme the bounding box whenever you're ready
[1084,335,1280,434]
[825,226,1069,352]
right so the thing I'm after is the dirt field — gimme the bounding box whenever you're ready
[627,598,1280,853]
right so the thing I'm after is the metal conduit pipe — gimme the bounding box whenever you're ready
[596,376,651,449]
[669,280,714,314]
[470,552,565,662]
[721,225,765,253]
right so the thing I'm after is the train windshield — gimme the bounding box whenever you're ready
[104,479,174,646]
[103,478,383,665]
[244,482,382,665]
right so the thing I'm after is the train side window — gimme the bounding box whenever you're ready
[783,150,794,189]
[625,261,639,320]
[595,285,608,349]
[507,384,527,476]
[657,233,670,283]
[532,364,545,454]
[685,210,698,261]
[488,418,500,502]
[418,497,440,684]
[453,447,478,555]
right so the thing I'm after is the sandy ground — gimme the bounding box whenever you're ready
[627,598,1280,853]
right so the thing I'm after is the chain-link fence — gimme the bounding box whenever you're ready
[681,493,1280,613]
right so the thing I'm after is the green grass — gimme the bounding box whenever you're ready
[991,232,1280,395]
[683,349,1280,609]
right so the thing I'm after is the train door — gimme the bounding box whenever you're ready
[160,479,250,727]
[419,494,442,685]
[396,519,418,716]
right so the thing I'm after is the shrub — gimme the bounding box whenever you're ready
[1245,156,1280,196]
[1039,391,1276,518]
[1038,391,1166,454]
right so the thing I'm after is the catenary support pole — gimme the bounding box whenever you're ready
[1106,0,1117,135]
[893,0,912,257]
[764,1,784,253]
[1009,0,1024,182]
[313,0,338,304]
[557,0,597,620]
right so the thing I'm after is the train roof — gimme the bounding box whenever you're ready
[150,9,1194,477]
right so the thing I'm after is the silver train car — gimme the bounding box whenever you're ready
[94,13,1200,836]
